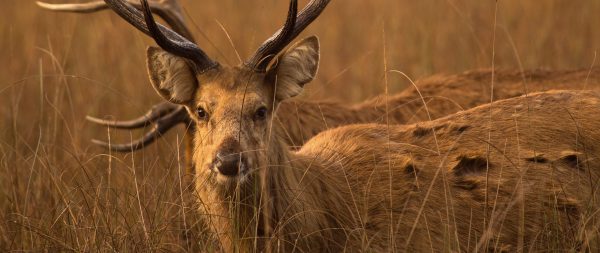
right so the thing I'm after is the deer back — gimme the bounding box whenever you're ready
[291,90,600,251]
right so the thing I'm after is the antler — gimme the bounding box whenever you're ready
[245,0,331,71]
[90,105,191,152]
[39,0,330,151]
[86,102,177,129]
[104,0,218,70]
[36,0,194,41]
[38,0,193,152]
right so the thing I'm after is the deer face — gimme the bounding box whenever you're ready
[146,37,320,183]
[95,0,326,184]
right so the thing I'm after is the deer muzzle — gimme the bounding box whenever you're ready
[211,138,247,177]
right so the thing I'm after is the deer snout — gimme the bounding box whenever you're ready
[212,139,246,177]
[214,152,245,176]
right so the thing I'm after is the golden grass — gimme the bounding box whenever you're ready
[1,0,599,251]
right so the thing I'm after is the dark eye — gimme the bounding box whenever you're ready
[197,107,208,120]
[254,107,268,120]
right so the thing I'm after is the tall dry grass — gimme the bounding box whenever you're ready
[1,0,599,251]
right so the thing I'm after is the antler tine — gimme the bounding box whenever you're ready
[245,0,297,70]
[86,102,178,129]
[246,0,331,71]
[142,0,194,41]
[91,106,190,152]
[36,1,108,13]
[105,0,217,70]
[36,0,195,41]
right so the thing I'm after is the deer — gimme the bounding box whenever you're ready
[56,0,600,251]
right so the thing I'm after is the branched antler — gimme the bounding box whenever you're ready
[36,0,194,40]
[85,101,178,129]
[245,0,330,71]
[39,0,330,152]
[37,0,193,152]
[90,105,190,151]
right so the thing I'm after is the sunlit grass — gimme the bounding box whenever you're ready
[1,0,599,251]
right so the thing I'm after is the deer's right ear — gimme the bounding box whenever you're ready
[146,47,198,104]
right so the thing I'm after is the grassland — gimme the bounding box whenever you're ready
[1,0,599,251]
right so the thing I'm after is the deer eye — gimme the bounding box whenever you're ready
[254,106,268,120]
[197,107,209,120]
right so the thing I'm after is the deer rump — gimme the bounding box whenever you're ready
[245,90,600,252]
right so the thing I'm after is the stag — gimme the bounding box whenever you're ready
[42,0,600,251]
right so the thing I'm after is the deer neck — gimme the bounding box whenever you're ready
[255,130,352,250]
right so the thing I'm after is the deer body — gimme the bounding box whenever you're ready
[200,90,600,251]
[299,89,600,251]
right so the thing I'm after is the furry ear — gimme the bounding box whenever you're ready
[268,36,320,101]
[146,47,198,104]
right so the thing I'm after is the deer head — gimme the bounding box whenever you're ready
[103,0,328,185]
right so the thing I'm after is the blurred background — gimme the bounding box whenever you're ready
[1,0,599,251]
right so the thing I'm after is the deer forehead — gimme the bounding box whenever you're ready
[194,67,272,108]
[194,91,268,112]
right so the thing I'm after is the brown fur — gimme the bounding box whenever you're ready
[274,67,600,147]
[145,36,600,251]
[215,90,600,252]
[182,67,600,181]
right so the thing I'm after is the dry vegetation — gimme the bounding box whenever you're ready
[1,0,600,251]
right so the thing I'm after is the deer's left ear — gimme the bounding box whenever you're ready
[267,36,320,101]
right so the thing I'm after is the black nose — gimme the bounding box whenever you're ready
[215,152,242,176]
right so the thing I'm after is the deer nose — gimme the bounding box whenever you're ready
[214,152,243,176]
